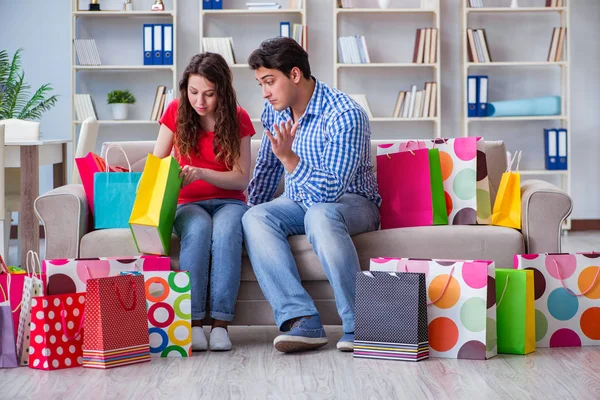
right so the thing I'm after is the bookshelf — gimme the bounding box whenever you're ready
[333,0,442,138]
[70,0,178,166]
[199,0,307,123]
[461,0,571,228]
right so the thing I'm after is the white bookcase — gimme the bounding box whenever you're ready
[460,0,571,227]
[70,0,178,162]
[199,0,307,123]
[333,0,441,138]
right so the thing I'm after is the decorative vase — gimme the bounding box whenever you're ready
[111,103,128,120]
[510,0,519,8]
[378,0,390,9]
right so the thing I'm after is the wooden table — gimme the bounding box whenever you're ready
[5,139,70,264]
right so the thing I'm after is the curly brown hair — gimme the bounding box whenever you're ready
[175,53,240,169]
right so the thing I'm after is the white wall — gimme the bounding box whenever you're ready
[1,0,599,219]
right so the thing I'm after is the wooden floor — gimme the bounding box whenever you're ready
[2,232,599,399]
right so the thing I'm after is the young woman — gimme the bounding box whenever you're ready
[154,52,255,351]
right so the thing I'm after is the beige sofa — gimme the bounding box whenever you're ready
[35,140,572,325]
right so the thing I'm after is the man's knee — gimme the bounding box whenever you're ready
[304,203,342,234]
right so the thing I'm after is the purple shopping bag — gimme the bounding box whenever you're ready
[1,284,19,368]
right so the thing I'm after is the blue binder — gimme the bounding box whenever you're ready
[544,129,558,170]
[143,24,153,65]
[202,0,212,9]
[162,24,173,65]
[213,0,222,9]
[557,129,568,170]
[477,75,488,117]
[280,22,291,38]
[467,76,478,117]
[152,24,163,65]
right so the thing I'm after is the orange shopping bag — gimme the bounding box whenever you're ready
[491,151,522,229]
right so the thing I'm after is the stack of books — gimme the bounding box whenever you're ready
[246,2,281,10]
[150,86,174,121]
[466,29,492,63]
[74,39,102,66]
[338,36,370,64]
[392,83,437,119]
[412,28,438,64]
[201,37,236,65]
[546,0,565,7]
[468,0,483,7]
[337,0,354,8]
[547,27,566,62]
[74,94,97,121]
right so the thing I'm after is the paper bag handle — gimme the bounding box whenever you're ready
[104,144,132,172]
[114,281,137,311]
[404,265,455,306]
[0,283,7,303]
[553,260,600,297]
[507,150,522,173]
[496,275,510,308]
[61,303,85,341]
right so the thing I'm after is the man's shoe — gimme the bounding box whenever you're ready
[273,315,328,353]
[336,332,354,352]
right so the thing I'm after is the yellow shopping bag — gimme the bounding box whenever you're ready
[129,154,182,255]
[491,151,522,229]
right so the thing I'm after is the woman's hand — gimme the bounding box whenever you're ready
[180,165,205,187]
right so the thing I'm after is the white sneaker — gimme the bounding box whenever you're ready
[192,326,208,351]
[209,327,232,351]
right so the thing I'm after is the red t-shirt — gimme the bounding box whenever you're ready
[159,98,255,204]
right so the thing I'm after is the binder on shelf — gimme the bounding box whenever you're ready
[143,24,153,65]
[477,75,488,117]
[163,24,173,65]
[203,0,213,9]
[153,24,163,65]
[544,129,558,170]
[467,76,478,117]
[557,128,568,170]
[280,22,291,38]
[213,0,223,9]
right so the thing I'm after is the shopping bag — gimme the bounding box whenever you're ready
[129,154,182,256]
[495,269,536,354]
[28,292,85,370]
[94,145,142,229]
[141,270,192,358]
[370,257,497,359]
[515,253,600,347]
[376,146,433,229]
[16,251,45,366]
[475,137,492,225]
[491,151,522,229]
[83,275,150,369]
[0,283,18,368]
[429,148,448,225]
[354,271,429,362]
[0,257,26,340]
[42,255,170,295]
[75,151,128,215]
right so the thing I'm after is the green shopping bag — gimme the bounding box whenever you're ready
[495,269,536,355]
[429,148,448,225]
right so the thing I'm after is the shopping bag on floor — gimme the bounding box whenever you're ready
[492,151,522,229]
[0,257,27,340]
[28,292,86,370]
[0,283,18,368]
[370,257,497,359]
[129,154,182,256]
[42,255,170,295]
[515,252,600,347]
[354,271,429,362]
[83,275,150,369]
[495,269,535,354]
[376,146,433,229]
[94,145,142,229]
[16,251,45,366]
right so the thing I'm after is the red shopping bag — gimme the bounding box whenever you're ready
[83,275,150,369]
[28,292,86,370]
[376,147,433,229]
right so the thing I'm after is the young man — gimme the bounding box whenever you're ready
[242,37,381,353]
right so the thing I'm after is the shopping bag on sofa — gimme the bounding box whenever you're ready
[354,271,429,362]
[492,151,522,229]
[129,154,182,256]
[376,146,433,229]
[83,275,150,369]
[28,292,85,370]
[370,257,497,359]
[42,255,170,295]
[495,269,535,354]
[515,253,600,347]
[94,145,142,230]
[138,270,192,358]
[76,152,128,215]
[0,283,18,368]
[16,251,45,366]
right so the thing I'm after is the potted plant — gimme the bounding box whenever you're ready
[107,89,136,120]
[0,48,58,120]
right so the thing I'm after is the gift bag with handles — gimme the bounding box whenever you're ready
[0,283,18,368]
[0,255,26,340]
[16,251,45,366]
[94,144,142,229]
[492,151,522,229]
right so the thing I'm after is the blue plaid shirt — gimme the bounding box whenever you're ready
[247,78,381,208]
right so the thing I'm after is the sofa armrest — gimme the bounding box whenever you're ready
[34,184,90,259]
[521,179,573,254]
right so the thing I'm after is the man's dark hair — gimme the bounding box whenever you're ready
[248,37,311,79]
